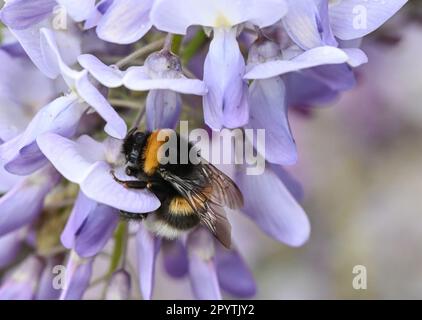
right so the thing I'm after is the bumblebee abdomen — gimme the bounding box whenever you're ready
[163,196,200,229]
[143,196,200,239]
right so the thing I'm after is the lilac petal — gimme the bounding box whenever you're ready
[60,252,93,300]
[246,0,289,27]
[245,46,349,80]
[146,90,182,131]
[78,54,124,88]
[0,95,85,175]
[136,225,161,300]
[342,48,368,67]
[304,63,356,91]
[189,254,221,300]
[162,240,189,278]
[0,99,27,142]
[0,230,23,268]
[37,134,161,213]
[151,0,288,33]
[216,246,256,298]
[74,204,119,258]
[203,28,248,130]
[236,164,310,247]
[75,73,127,139]
[187,228,221,300]
[0,0,55,30]
[247,77,297,165]
[272,166,304,202]
[56,0,96,22]
[39,27,80,84]
[283,0,325,50]
[35,256,63,300]
[0,256,44,300]
[329,0,408,40]
[0,135,20,167]
[0,163,22,193]
[317,0,338,47]
[7,22,80,81]
[37,133,105,184]
[84,0,113,29]
[0,52,56,136]
[283,0,337,49]
[83,5,103,29]
[96,0,153,44]
[80,161,161,213]
[123,67,207,95]
[105,269,131,300]
[61,191,97,249]
[97,0,113,14]
[5,142,50,176]
[285,71,337,107]
[0,167,60,237]
[9,21,63,79]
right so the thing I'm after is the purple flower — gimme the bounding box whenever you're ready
[203,134,310,247]
[0,28,127,175]
[0,230,23,269]
[55,0,96,23]
[79,50,207,130]
[0,166,60,237]
[96,0,154,44]
[35,256,63,300]
[60,251,94,300]
[236,163,310,246]
[244,38,349,165]
[105,269,131,300]
[136,225,256,300]
[0,255,44,300]
[37,133,160,213]
[279,0,377,107]
[0,0,83,78]
[328,0,408,41]
[151,0,289,130]
[0,0,408,301]
[61,191,119,258]
[0,48,58,177]
[37,132,159,262]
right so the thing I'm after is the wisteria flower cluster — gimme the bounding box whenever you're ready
[0,0,407,300]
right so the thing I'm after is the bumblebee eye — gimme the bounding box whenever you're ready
[135,132,146,144]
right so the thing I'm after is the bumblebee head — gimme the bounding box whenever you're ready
[122,128,148,164]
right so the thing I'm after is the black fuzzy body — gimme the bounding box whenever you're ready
[121,130,203,233]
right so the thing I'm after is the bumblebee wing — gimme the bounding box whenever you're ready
[158,165,238,248]
[200,163,244,210]
[199,202,232,248]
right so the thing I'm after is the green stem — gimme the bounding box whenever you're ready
[116,38,166,68]
[108,221,128,274]
[109,99,143,109]
[171,34,183,55]
[131,102,146,130]
[181,29,207,65]
[100,221,128,299]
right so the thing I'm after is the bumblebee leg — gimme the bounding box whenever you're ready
[111,170,148,189]
[120,210,148,220]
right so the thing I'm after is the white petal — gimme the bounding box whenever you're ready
[245,46,349,79]
[151,0,288,33]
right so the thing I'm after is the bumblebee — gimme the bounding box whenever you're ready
[111,128,243,248]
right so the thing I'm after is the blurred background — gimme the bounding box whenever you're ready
[150,1,422,299]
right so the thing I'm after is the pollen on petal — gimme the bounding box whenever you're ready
[214,13,231,28]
